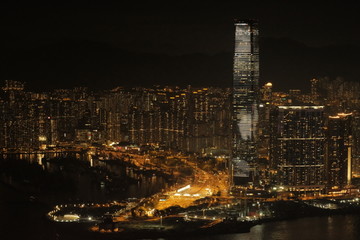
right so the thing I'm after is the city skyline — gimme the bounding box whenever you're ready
[2,4,360,240]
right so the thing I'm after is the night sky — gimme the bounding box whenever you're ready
[1,2,359,91]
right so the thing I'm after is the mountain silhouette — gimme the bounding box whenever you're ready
[1,38,359,92]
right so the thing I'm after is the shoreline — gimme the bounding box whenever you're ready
[84,201,360,239]
[2,180,360,240]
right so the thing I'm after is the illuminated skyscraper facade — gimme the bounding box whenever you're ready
[271,106,325,191]
[232,19,260,185]
[326,113,352,187]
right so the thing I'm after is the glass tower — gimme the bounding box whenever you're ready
[232,19,259,186]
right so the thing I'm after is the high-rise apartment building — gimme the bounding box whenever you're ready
[326,113,352,187]
[232,19,259,186]
[352,112,360,177]
[270,106,325,191]
[310,78,319,104]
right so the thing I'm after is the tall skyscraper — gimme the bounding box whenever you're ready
[232,19,260,186]
[310,78,320,104]
[326,113,352,187]
[270,106,325,191]
[352,111,360,177]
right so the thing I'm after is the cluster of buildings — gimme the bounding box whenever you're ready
[0,80,231,154]
[1,19,360,195]
[232,19,360,193]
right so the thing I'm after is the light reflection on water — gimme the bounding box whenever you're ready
[74,170,168,202]
[2,157,360,240]
[0,163,170,239]
[183,215,360,240]
[2,178,360,240]
[50,159,170,203]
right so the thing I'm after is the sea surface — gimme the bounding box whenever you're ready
[0,171,168,240]
[2,180,360,240]
[186,214,360,240]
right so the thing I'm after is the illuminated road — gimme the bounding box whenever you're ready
[93,148,230,218]
[45,145,360,233]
